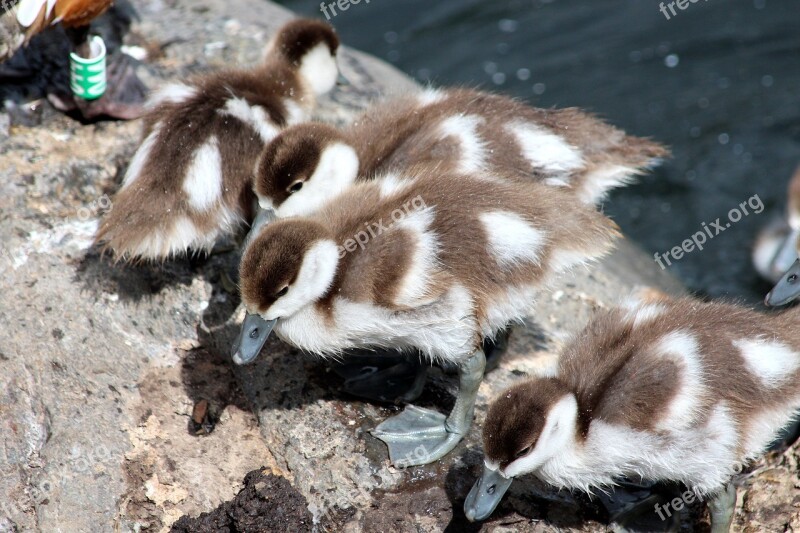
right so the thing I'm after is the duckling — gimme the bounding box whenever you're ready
[252,87,667,218]
[232,164,620,465]
[94,18,341,261]
[465,292,800,532]
[757,166,800,306]
[250,89,663,403]
[1,0,146,119]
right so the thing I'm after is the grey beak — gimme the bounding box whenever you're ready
[231,312,277,365]
[336,71,350,87]
[243,208,277,250]
[463,465,514,522]
[233,209,279,365]
[765,258,800,307]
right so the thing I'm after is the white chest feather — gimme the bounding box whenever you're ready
[537,403,741,495]
[274,284,477,363]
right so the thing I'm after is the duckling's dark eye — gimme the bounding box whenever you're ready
[288,181,304,194]
[275,286,289,298]
[515,445,532,459]
[788,274,798,284]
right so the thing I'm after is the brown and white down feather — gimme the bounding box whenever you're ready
[253,87,668,218]
[240,164,620,362]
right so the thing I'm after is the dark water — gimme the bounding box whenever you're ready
[278,0,800,302]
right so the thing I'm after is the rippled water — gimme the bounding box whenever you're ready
[279,0,800,302]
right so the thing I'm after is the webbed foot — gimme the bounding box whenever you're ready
[371,405,463,467]
[372,348,486,467]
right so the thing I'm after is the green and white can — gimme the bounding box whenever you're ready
[69,35,107,101]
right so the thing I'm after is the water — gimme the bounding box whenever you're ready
[279,0,800,302]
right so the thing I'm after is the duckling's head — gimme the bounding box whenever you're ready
[465,379,577,522]
[269,18,341,96]
[232,218,339,364]
[255,123,359,217]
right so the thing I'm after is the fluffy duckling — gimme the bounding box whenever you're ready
[252,87,667,218]
[757,166,800,306]
[465,292,800,532]
[1,0,146,119]
[249,91,663,403]
[232,164,620,465]
[94,18,341,260]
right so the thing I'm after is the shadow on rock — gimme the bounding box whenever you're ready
[443,451,608,532]
[75,248,200,302]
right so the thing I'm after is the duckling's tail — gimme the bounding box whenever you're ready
[94,183,249,263]
[559,107,668,206]
[575,133,669,206]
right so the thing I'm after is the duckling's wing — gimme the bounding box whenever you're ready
[558,309,682,431]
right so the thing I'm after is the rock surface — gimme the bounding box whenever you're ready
[0,1,797,532]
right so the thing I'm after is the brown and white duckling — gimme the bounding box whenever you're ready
[757,166,800,306]
[232,164,620,465]
[94,18,341,261]
[465,292,800,531]
[252,87,667,218]
[250,90,664,403]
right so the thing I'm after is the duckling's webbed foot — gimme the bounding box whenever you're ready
[371,349,486,467]
[707,483,736,533]
[332,352,428,404]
